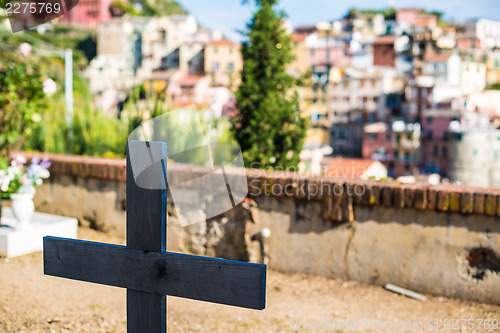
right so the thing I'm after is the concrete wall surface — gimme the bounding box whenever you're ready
[16,152,500,304]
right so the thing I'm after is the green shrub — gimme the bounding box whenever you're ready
[0,61,49,157]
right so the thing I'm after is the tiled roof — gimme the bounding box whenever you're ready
[210,38,236,46]
[178,76,204,86]
[293,34,308,42]
[374,35,399,44]
[424,53,452,62]
[327,158,378,178]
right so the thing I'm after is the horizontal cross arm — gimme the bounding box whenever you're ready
[43,236,266,310]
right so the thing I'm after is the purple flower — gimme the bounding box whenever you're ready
[31,156,40,166]
[40,158,51,169]
[26,165,33,178]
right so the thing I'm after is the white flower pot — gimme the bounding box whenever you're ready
[11,193,35,230]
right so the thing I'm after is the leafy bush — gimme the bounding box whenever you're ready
[28,77,129,157]
[0,61,49,157]
[28,82,235,159]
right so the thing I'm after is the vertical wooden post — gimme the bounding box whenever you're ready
[126,141,167,333]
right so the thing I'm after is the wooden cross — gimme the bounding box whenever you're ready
[43,141,266,332]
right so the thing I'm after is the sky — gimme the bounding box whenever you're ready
[180,0,500,42]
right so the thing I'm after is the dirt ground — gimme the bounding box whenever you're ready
[0,227,498,333]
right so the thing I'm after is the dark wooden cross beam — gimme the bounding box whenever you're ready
[43,141,266,332]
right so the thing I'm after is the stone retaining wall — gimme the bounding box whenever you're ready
[18,152,500,304]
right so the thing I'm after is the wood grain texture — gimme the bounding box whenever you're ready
[43,140,267,333]
[126,141,167,332]
[127,290,166,332]
[126,141,167,252]
[43,237,266,310]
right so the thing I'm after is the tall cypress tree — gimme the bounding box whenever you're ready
[232,0,307,169]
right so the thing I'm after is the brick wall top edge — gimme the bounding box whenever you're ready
[16,152,500,214]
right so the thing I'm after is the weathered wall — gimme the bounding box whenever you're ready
[19,152,500,304]
[248,197,499,304]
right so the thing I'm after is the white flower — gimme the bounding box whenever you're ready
[20,175,29,185]
[0,171,10,192]
[0,177,9,192]
[19,43,32,57]
[32,113,42,123]
[43,78,57,94]
[12,154,27,165]
[35,178,43,186]
[7,166,21,177]
[32,165,50,179]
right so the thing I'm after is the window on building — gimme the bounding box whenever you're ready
[311,49,315,56]
[442,146,447,157]
[214,47,218,54]
[473,149,478,156]
[229,47,233,54]
[405,164,410,172]
[495,151,498,160]
[427,130,433,140]
[343,82,349,89]
[396,135,401,144]
[326,49,330,60]
[433,145,439,155]
[311,113,319,123]
[339,129,346,140]
[227,62,234,73]
[368,133,377,140]
[212,62,219,73]
[404,151,410,160]
[372,79,377,88]
[313,86,318,93]
[322,98,327,104]
[407,133,412,141]
[395,151,399,158]
[360,80,365,88]
[387,133,391,140]
[313,98,318,104]
[427,117,432,124]
[412,88,418,99]
[89,0,98,14]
